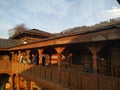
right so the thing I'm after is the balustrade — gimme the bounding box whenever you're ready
[11,62,120,90]
[0,61,12,73]
[0,61,119,90]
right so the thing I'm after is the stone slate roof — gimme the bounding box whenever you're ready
[0,38,23,48]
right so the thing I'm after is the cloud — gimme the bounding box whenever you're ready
[0,21,13,38]
[100,7,120,19]
[107,7,120,18]
[0,0,119,39]
[18,0,72,18]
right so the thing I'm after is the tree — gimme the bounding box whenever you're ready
[8,24,28,38]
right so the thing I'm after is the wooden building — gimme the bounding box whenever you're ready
[0,21,120,90]
[9,29,55,44]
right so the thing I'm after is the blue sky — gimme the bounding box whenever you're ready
[0,0,120,39]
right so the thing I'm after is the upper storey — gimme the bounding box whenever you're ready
[9,29,55,44]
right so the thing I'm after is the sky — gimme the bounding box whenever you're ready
[0,0,120,39]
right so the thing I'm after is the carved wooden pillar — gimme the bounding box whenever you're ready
[26,50,30,63]
[55,47,65,66]
[10,51,15,62]
[38,49,43,65]
[18,51,21,62]
[14,53,18,62]
[87,45,103,74]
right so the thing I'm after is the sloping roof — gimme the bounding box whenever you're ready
[1,19,119,49]
[22,20,120,43]
[57,20,120,37]
[0,38,23,48]
[9,29,54,39]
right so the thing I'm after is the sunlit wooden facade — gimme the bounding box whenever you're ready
[0,23,120,90]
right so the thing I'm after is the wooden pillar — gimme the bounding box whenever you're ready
[87,45,103,74]
[49,54,52,65]
[26,81,32,90]
[26,50,30,63]
[55,47,65,66]
[92,52,98,73]
[65,53,72,66]
[10,75,13,90]
[17,51,21,62]
[22,80,27,90]
[16,74,19,90]
[38,87,42,90]
[14,53,17,62]
[29,81,32,90]
[38,49,43,65]
[10,51,15,62]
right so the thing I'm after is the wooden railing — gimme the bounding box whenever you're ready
[12,62,120,90]
[0,61,119,90]
[0,61,12,73]
[113,66,120,78]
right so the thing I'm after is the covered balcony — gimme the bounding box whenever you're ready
[0,40,120,90]
[0,25,120,90]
